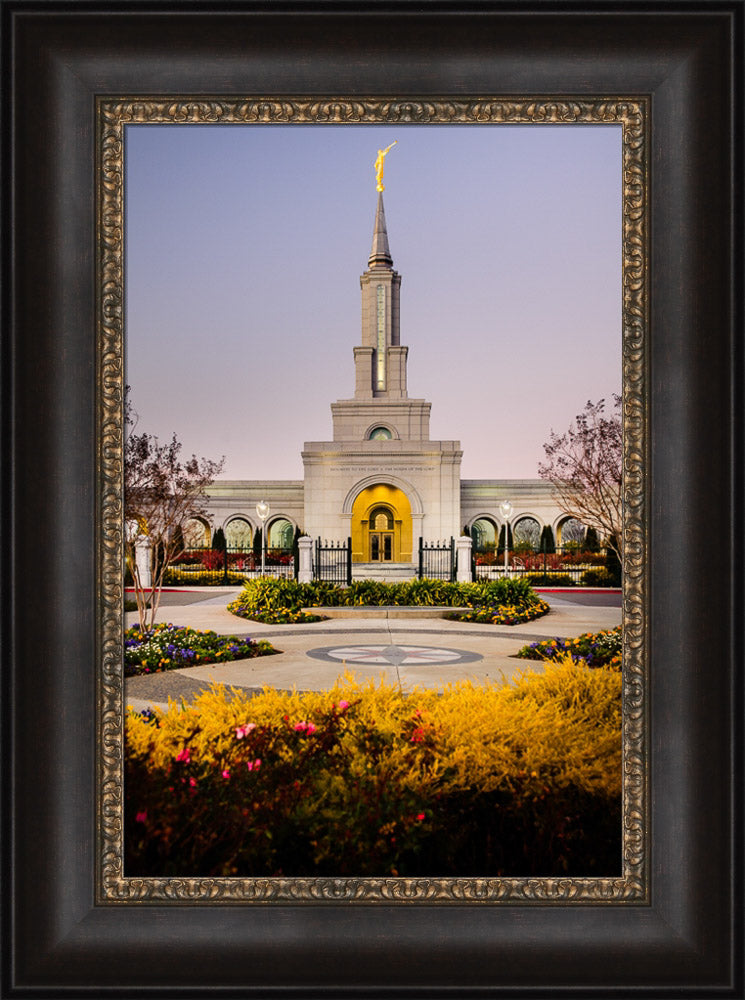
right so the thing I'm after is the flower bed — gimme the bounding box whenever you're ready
[125,661,622,877]
[444,600,550,626]
[516,626,622,669]
[125,623,278,677]
[234,607,326,625]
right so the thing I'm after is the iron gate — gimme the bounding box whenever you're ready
[418,537,455,582]
[314,537,352,585]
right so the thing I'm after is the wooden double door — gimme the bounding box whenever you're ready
[369,506,394,562]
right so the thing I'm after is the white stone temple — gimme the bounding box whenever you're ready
[197,193,572,579]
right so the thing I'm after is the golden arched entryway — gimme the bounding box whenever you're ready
[351,484,413,563]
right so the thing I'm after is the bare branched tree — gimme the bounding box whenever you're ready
[538,395,623,561]
[124,390,224,631]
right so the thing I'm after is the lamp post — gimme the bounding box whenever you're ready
[500,500,513,578]
[256,501,269,576]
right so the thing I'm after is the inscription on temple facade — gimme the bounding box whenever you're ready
[338,466,428,473]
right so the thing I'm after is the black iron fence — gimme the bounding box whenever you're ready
[314,537,352,585]
[471,544,615,585]
[164,546,297,585]
[418,537,455,582]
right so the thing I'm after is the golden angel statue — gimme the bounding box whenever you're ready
[374,141,397,192]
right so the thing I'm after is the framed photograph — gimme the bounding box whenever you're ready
[4,2,742,995]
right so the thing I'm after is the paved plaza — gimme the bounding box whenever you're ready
[124,587,622,713]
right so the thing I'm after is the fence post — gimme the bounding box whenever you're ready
[418,536,423,579]
[456,536,472,583]
[346,537,352,585]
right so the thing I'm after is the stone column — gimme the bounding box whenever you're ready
[297,536,314,583]
[456,536,473,583]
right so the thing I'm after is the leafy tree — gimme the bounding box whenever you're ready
[538,395,622,561]
[124,389,224,632]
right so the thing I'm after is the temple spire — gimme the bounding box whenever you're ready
[368,192,393,269]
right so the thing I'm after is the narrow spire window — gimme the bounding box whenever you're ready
[375,284,386,390]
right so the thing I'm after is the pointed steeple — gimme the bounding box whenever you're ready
[368,192,393,268]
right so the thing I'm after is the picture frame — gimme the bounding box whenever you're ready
[111,100,639,901]
[3,2,742,995]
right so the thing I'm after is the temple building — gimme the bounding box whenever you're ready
[196,192,572,578]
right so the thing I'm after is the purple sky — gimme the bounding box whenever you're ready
[125,123,621,481]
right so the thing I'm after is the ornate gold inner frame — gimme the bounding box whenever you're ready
[97,98,648,904]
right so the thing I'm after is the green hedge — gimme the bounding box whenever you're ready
[524,573,576,587]
[227,576,549,623]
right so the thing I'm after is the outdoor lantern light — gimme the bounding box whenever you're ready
[499,500,513,577]
[256,501,270,576]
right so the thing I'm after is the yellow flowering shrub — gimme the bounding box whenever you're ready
[126,659,621,878]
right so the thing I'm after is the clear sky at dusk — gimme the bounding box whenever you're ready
[125,123,622,481]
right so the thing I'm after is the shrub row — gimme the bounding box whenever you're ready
[163,568,248,586]
[228,576,550,624]
[125,661,622,877]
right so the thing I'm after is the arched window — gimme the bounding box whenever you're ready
[225,517,253,550]
[369,506,394,530]
[268,518,294,549]
[368,426,393,440]
[558,517,585,547]
[471,517,497,551]
[183,517,210,548]
[513,517,541,549]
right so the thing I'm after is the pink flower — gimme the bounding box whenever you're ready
[410,727,425,743]
[189,777,197,787]
[294,721,317,734]
[416,812,426,822]
[246,759,262,771]
[175,748,191,763]
[337,700,349,711]
[222,769,230,780]
[235,723,256,740]
[135,811,147,824]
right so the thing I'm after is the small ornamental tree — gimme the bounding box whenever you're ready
[584,526,600,552]
[125,390,224,632]
[212,526,227,551]
[604,533,622,586]
[538,395,623,562]
[497,524,514,553]
[540,525,556,554]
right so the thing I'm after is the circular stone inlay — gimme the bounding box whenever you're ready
[305,644,483,666]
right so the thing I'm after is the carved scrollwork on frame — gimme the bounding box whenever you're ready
[97,97,648,904]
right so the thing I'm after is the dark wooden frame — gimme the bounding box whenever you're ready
[3,2,742,994]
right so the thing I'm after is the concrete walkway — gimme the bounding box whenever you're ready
[124,588,621,712]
